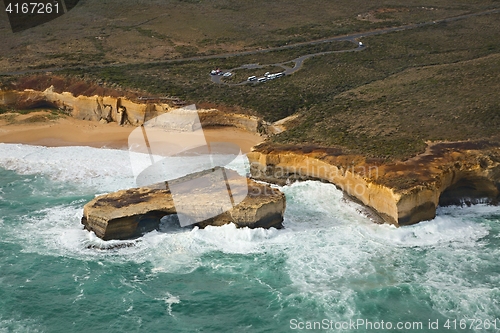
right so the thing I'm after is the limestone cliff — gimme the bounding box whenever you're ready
[0,87,171,125]
[82,168,286,240]
[248,141,500,226]
[0,87,269,132]
[198,109,263,133]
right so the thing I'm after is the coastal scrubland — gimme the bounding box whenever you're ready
[1,0,497,71]
[1,0,499,159]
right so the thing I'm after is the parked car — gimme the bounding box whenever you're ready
[223,72,232,77]
[257,77,267,83]
[247,76,257,81]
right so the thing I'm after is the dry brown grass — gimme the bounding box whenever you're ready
[275,53,500,159]
[2,1,499,160]
[1,0,498,72]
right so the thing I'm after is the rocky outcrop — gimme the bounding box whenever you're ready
[0,87,271,132]
[81,168,286,240]
[198,109,261,133]
[248,141,500,226]
[0,88,53,109]
[0,87,171,125]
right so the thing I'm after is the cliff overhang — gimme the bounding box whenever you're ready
[0,87,267,132]
[248,141,500,226]
[81,168,286,240]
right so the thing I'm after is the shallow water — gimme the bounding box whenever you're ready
[1,144,499,332]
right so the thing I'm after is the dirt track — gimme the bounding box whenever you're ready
[1,8,499,78]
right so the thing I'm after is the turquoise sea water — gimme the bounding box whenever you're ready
[0,144,499,333]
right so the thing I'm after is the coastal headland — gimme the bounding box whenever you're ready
[2,81,499,228]
[2,4,500,230]
[249,142,500,226]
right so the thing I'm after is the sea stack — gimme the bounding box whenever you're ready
[81,168,286,240]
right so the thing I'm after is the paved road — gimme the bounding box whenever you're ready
[210,42,365,86]
[1,8,499,77]
[210,7,500,86]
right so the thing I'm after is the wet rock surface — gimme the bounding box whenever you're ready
[249,141,500,226]
[81,168,286,240]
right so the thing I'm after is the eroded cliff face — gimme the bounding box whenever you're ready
[0,87,172,125]
[81,168,286,240]
[248,141,500,226]
[198,109,263,133]
[0,87,267,132]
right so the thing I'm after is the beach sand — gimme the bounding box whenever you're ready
[0,112,263,153]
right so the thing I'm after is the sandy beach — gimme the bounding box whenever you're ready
[0,111,263,153]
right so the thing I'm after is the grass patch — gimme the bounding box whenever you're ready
[16,114,52,123]
[0,114,17,123]
[0,108,65,124]
[13,7,500,159]
[272,54,500,159]
[1,0,498,72]
[174,45,200,58]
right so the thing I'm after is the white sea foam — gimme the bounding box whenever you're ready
[358,214,490,248]
[0,316,43,333]
[155,293,181,317]
[265,181,499,319]
[2,144,500,322]
[6,178,500,321]
[0,143,249,193]
[0,143,136,192]
[8,204,284,277]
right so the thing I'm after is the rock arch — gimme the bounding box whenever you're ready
[248,143,500,227]
[439,175,499,207]
[81,169,286,240]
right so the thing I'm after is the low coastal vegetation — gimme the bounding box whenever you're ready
[274,53,500,158]
[0,109,64,124]
[3,0,496,72]
[51,11,500,159]
[1,2,499,160]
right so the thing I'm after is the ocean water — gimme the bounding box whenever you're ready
[0,143,499,333]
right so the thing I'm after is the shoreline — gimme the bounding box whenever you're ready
[3,112,499,229]
[248,142,500,226]
[0,112,263,153]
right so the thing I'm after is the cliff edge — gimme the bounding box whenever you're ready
[82,168,286,240]
[0,87,268,133]
[248,141,500,226]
